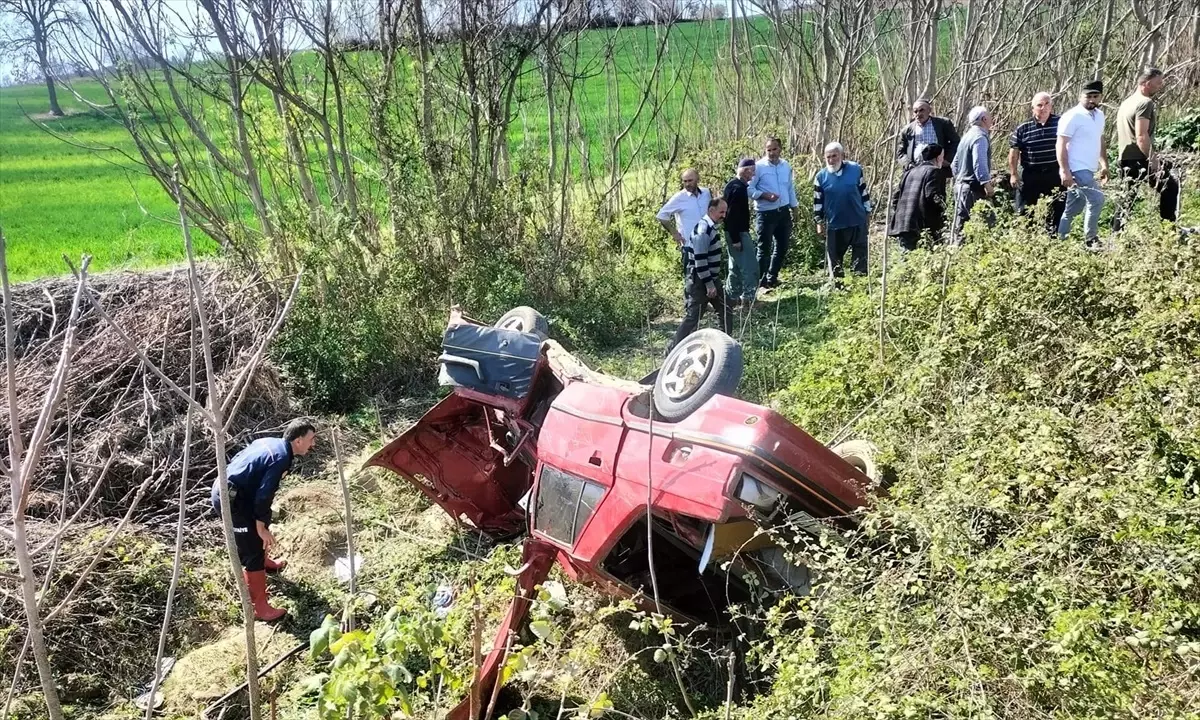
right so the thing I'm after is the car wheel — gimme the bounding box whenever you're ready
[653,329,743,422]
[832,439,880,482]
[495,306,549,340]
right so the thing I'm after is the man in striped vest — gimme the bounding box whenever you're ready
[667,198,732,353]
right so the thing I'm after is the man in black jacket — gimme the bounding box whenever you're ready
[723,158,757,308]
[888,144,947,251]
[896,99,960,175]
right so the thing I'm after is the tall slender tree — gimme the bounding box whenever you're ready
[0,0,71,115]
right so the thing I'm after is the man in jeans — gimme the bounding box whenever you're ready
[950,106,995,245]
[748,137,798,290]
[723,158,757,309]
[1057,80,1109,246]
[667,198,731,353]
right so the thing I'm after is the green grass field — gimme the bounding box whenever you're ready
[0,82,216,283]
[0,19,772,282]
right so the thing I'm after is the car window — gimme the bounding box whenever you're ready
[534,465,605,546]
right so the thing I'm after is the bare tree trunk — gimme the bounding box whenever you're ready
[144,315,197,720]
[39,62,64,116]
[410,0,440,183]
[178,194,264,720]
[543,10,558,194]
[332,429,356,630]
[920,0,941,100]
[730,0,743,136]
[1094,0,1117,79]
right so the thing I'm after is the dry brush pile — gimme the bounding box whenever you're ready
[1,266,298,699]
[0,266,295,529]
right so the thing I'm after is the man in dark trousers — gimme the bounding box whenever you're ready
[667,198,731,353]
[1008,92,1065,234]
[748,137,799,290]
[950,105,996,245]
[812,142,873,280]
[888,144,947,251]
[896,99,960,174]
[211,419,318,621]
[723,158,757,309]
[1115,67,1179,229]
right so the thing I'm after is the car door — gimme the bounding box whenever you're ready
[366,393,533,536]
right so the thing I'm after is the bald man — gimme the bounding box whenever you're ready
[950,105,996,245]
[657,168,712,275]
[1008,92,1065,233]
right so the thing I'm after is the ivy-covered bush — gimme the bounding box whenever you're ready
[745,217,1200,718]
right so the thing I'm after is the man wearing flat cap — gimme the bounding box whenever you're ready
[723,158,758,308]
[897,98,960,175]
[949,105,995,245]
[1057,80,1109,246]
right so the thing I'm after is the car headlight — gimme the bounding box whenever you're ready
[736,474,782,513]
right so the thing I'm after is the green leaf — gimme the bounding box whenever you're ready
[309,625,331,661]
[330,629,367,656]
[529,620,553,640]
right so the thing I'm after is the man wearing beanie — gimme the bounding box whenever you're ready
[1057,80,1109,246]
[723,158,758,308]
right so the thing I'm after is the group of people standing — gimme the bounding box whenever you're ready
[656,67,1180,351]
[657,137,874,351]
[898,67,1178,248]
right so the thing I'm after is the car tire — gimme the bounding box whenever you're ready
[653,329,743,422]
[495,306,549,340]
[832,439,881,482]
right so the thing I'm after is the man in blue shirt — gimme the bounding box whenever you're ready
[812,143,872,281]
[747,137,799,290]
[950,106,996,245]
[211,419,317,621]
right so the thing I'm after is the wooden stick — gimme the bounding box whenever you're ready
[332,427,357,630]
[145,308,198,720]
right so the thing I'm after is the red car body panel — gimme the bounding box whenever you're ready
[368,393,532,535]
[445,539,556,720]
[366,315,874,719]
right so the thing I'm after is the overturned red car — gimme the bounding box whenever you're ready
[366,306,877,717]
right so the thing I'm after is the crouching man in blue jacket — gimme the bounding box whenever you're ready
[211,419,317,621]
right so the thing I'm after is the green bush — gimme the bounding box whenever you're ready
[743,216,1200,719]
[1159,111,1200,152]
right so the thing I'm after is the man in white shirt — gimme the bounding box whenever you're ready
[747,137,799,289]
[656,168,712,275]
[1057,80,1109,246]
